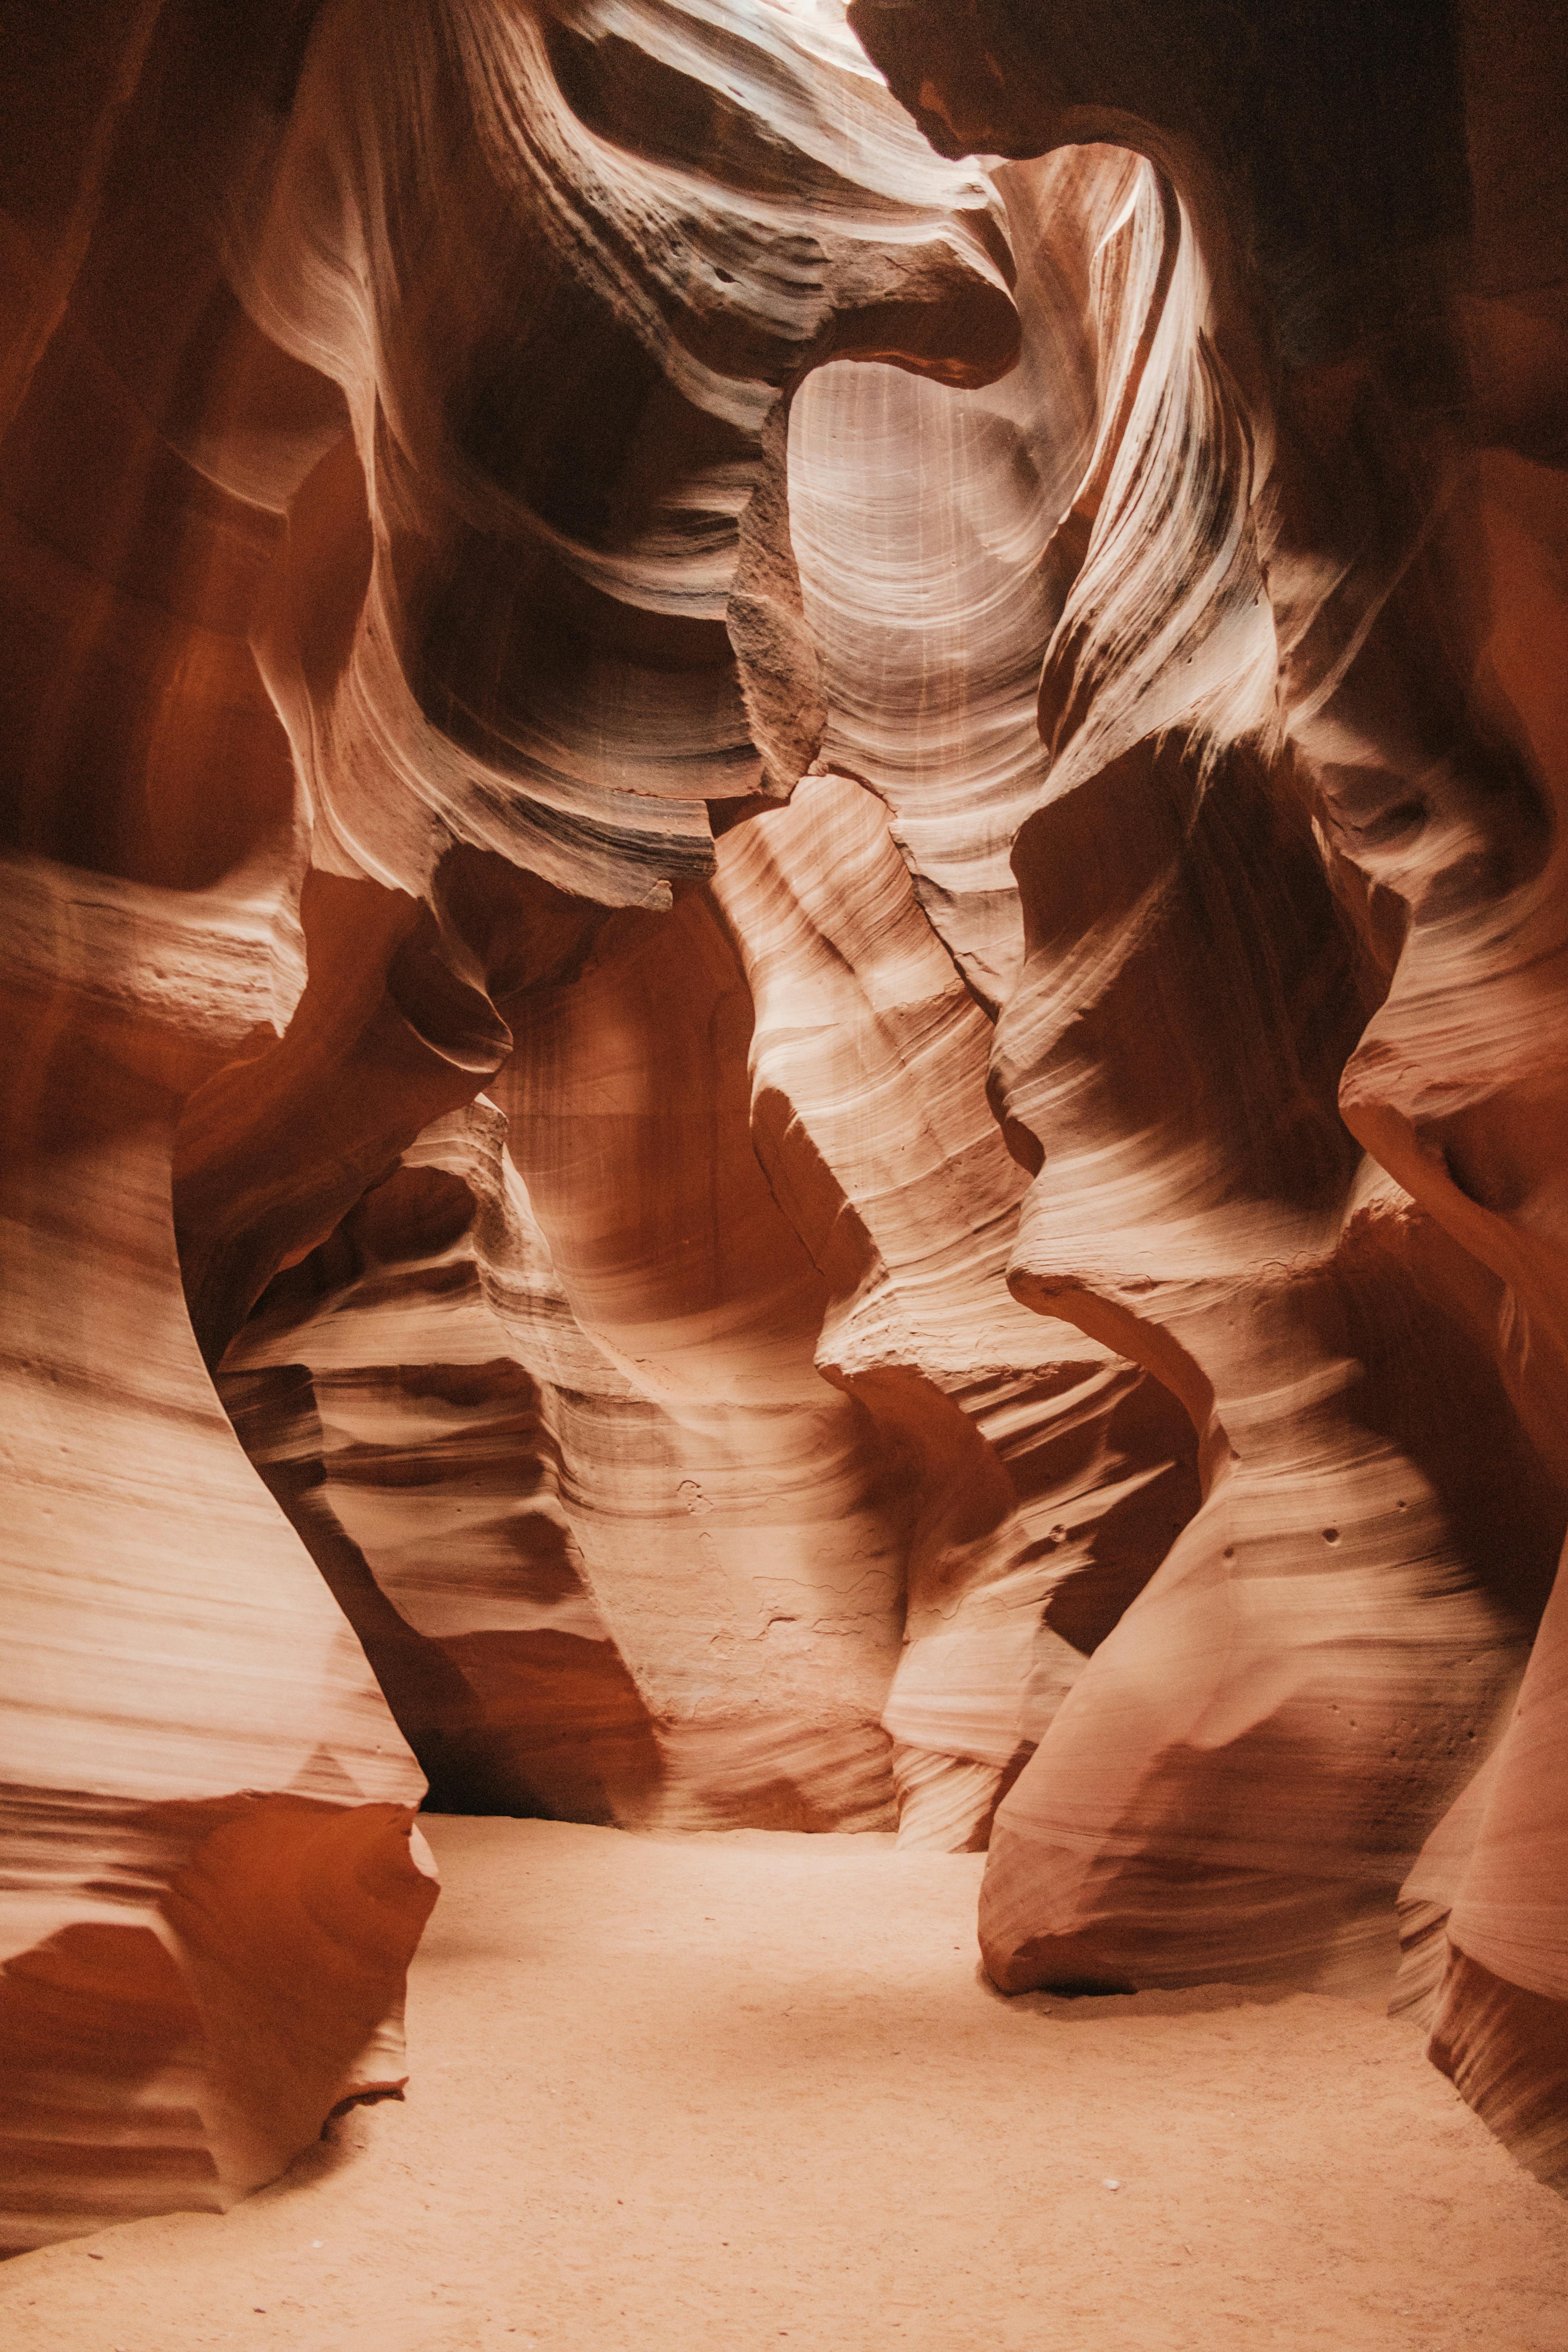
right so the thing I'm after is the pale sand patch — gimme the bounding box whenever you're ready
[3,1817,1565,2352]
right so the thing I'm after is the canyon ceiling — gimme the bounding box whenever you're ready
[2,0,1566,2252]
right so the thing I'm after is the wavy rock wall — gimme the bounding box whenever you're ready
[0,0,1019,2247]
[0,3,442,2253]
[2,0,1567,2243]
[852,0,1568,2174]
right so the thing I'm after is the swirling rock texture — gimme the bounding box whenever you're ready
[850,0,1568,2174]
[0,0,1015,2249]
[2,0,1566,2249]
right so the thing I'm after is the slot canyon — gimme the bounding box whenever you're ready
[2,2,1567,2345]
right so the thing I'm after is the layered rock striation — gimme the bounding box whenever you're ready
[2,0,1566,2241]
[853,0,1568,2174]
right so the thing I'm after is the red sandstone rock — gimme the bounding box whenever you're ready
[0,853,437,2249]
[712,770,1199,1845]
[4,0,1567,2240]
[0,0,1018,2243]
[853,0,1568,2170]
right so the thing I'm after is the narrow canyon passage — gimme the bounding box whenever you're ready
[3,1819,1564,2352]
[7,0,1568,2289]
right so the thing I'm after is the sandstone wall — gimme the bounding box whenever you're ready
[3,0,1566,2237]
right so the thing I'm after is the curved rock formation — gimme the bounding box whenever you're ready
[712,769,1200,1844]
[0,0,1020,2246]
[852,0,1568,2170]
[0,850,437,2250]
[4,0,1567,2243]
[0,5,437,2248]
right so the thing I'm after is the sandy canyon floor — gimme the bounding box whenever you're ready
[3,1818,1565,2352]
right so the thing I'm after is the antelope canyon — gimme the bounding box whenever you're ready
[2,2,1566,2343]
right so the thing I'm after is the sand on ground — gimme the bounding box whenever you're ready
[3,1817,1566,2352]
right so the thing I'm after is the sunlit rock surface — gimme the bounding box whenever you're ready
[0,0,1014,2247]
[852,0,1568,2178]
[2,0,1566,2242]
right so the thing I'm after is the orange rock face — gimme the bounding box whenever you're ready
[2,0,1566,2241]
[851,0,1568,2174]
